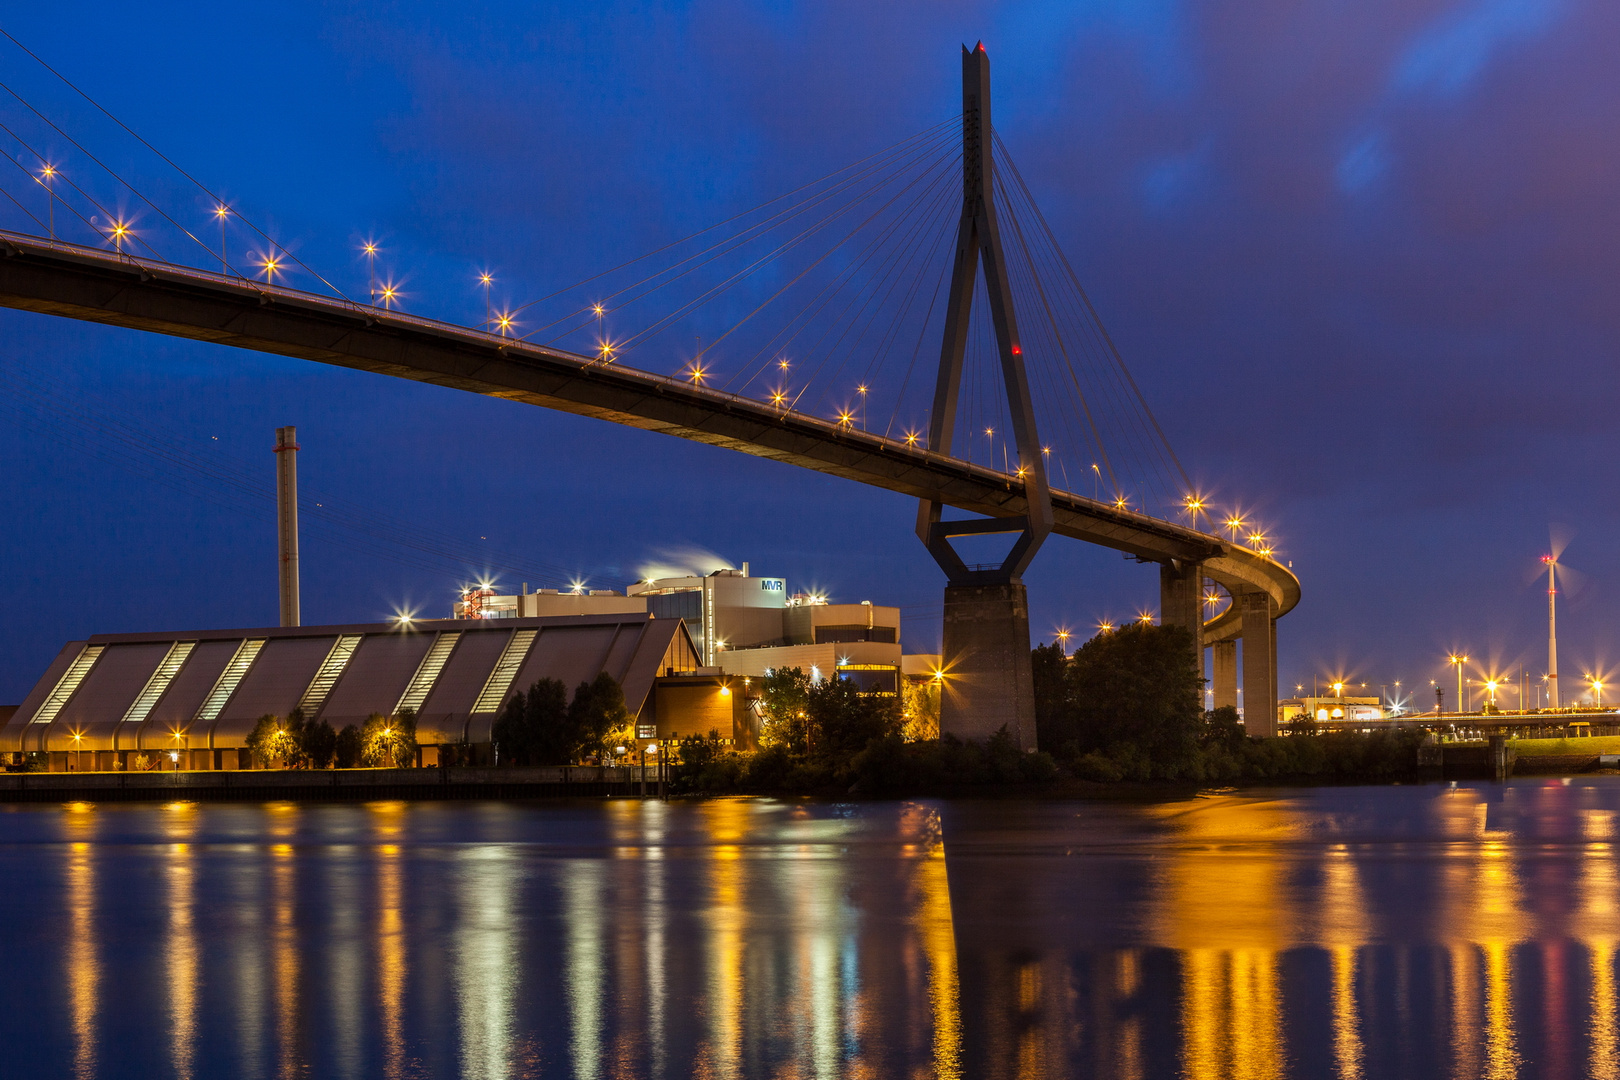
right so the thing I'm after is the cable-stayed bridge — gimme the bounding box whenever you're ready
[0,38,1298,739]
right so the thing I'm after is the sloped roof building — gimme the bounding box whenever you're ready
[1,613,706,768]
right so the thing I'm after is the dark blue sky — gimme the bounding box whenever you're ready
[1,0,1615,710]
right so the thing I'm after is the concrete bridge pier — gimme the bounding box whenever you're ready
[1211,640,1238,710]
[1240,591,1278,737]
[1158,560,1203,660]
[940,584,1037,749]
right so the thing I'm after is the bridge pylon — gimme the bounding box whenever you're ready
[917,43,1052,751]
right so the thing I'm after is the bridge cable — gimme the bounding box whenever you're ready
[995,131,1193,498]
[527,125,958,352]
[500,114,960,322]
[0,30,353,299]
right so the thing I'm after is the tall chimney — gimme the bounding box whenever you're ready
[274,426,300,627]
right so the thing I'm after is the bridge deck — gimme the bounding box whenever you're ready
[0,232,1297,633]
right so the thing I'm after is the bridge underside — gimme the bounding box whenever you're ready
[0,235,1297,733]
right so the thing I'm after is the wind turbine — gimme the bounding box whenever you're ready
[1538,528,1585,710]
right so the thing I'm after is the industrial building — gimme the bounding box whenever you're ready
[1278,695,1384,724]
[461,563,911,695]
[0,612,761,772]
[0,557,927,772]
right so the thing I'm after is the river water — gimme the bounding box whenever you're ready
[2,781,1619,1078]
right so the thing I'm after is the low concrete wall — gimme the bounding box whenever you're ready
[0,765,661,802]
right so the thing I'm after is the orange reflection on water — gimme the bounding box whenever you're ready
[65,835,98,1080]
[1321,846,1367,1080]
[378,842,406,1080]
[1151,796,1291,1080]
[697,800,749,1079]
[909,824,962,1080]
[272,839,301,1080]
[166,815,199,1080]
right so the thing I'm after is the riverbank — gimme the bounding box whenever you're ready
[0,764,663,802]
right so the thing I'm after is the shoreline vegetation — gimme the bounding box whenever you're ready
[16,626,1610,798]
[675,624,1431,795]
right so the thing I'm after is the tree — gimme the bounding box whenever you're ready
[569,671,632,762]
[1065,623,1205,772]
[334,723,363,768]
[901,678,940,742]
[493,677,569,765]
[361,710,418,768]
[759,666,812,752]
[807,675,899,763]
[246,713,304,768]
[1031,642,1075,751]
[302,718,338,769]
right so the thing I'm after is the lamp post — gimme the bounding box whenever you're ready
[38,164,57,238]
[1448,655,1468,715]
[214,204,230,273]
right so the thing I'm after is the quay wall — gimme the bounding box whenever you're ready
[0,765,660,802]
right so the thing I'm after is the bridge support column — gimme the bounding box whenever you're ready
[940,583,1037,750]
[1212,640,1237,710]
[1158,561,1203,663]
[1240,592,1277,737]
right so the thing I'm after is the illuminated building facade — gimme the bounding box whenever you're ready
[0,612,723,771]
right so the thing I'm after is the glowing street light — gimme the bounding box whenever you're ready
[37,163,57,237]
[1224,515,1245,542]
[379,282,399,309]
[688,364,707,385]
[1447,654,1469,715]
[495,311,515,336]
[1098,619,1115,634]
[1138,611,1155,625]
[108,219,131,253]
[905,430,920,447]
[1055,628,1071,653]
[778,357,791,372]
[479,271,494,328]
[211,204,232,273]
[362,241,379,303]
[837,411,854,429]
[259,252,282,282]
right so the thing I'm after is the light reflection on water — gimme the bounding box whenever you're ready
[10,783,1620,1076]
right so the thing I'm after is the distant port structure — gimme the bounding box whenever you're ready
[0,44,1299,746]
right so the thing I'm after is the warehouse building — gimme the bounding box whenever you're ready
[0,612,753,772]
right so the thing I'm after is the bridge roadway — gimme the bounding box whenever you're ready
[0,232,1298,641]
